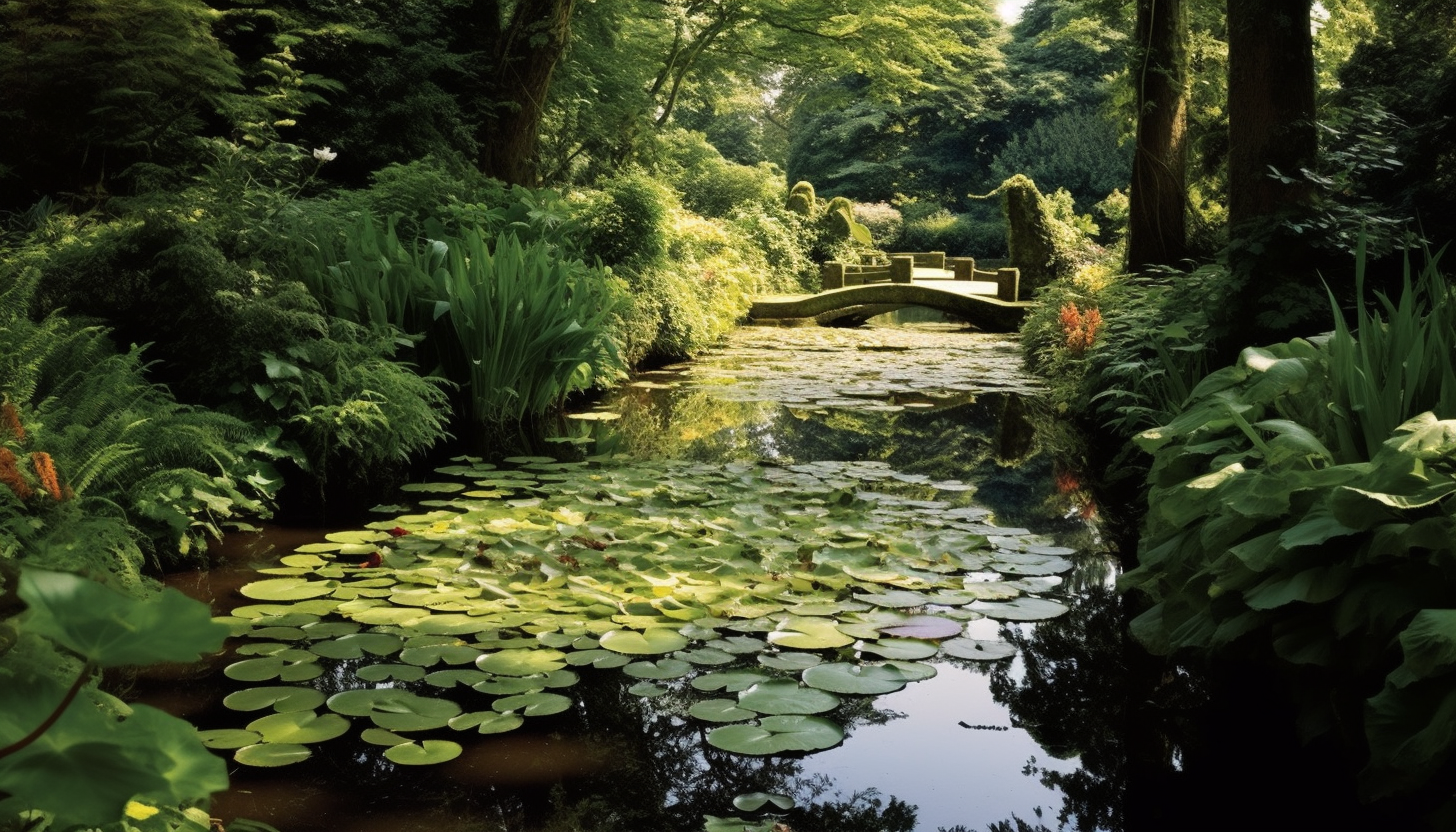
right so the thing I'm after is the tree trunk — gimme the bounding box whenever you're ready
[1126,0,1189,272]
[471,0,576,186]
[1226,0,1316,231]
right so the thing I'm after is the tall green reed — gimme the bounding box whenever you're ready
[436,229,627,425]
[1326,237,1456,462]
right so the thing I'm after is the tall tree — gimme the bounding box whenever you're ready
[1225,0,1316,232]
[460,0,576,185]
[1126,0,1189,271]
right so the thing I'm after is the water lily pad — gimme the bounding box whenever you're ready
[765,617,853,650]
[224,656,322,683]
[692,670,770,693]
[737,680,840,715]
[628,681,670,697]
[400,643,482,667]
[299,621,361,639]
[856,638,939,660]
[758,652,823,671]
[326,689,461,731]
[234,743,311,767]
[400,481,466,493]
[245,711,350,744]
[197,728,261,749]
[876,615,962,640]
[240,578,338,601]
[733,792,796,812]
[360,728,411,746]
[854,590,931,609]
[689,699,757,723]
[623,658,694,680]
[677,647,737,665]
[449,711,526,734]
[308,632,403,660]
[223,686,327,713]
[384,739,463,765]
[800,663,909,695]
[599,628,689,655]
[707,715,844,755]
[564,649,631,668]
[969,597,1070,621]
[425,668,491,688]
[476,648,568,676]
[355,663,426,682]
[493,692,572,717]
[941,638,1017,661]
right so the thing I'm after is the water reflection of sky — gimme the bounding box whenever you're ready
[798,661,1079,832]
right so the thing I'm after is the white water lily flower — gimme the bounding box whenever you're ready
[312,146,337,162]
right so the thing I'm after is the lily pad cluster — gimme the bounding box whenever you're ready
[205,455,1073,765]
[672,325,1043,411]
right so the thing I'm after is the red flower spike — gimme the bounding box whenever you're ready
[359,551,383,568]
[387,526,410,537]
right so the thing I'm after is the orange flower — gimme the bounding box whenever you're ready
[0,447,32,500]
[1,400,23,442]
[1058,303,1102,357]
[30,452,62,501]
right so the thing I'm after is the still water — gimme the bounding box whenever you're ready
[151,319,1121,832]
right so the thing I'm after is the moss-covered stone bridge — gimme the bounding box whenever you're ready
[747,253,1036,330]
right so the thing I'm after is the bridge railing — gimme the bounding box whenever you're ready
[820,252,1020,301]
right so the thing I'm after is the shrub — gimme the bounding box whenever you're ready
[1120,244,1456,817]
[656,130,782,219]
[577,170,676,269]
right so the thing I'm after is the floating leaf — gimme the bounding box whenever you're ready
[623,658,694,680]
[854,590,930,608]
[765,617,853,650]
[355,664,426,682]
[360,728,410,746]
[707,715,845,755]
[733,793,796,812]
[758,652,822,671]
[197,729,260,749]
[223,687,326,713]
[449,711,525,734]
[477,649,568,676]
[693,670,771,693]
[800,663,908,695]
[629,681,670,697]
[876,615,962,640]
[856,638,939,660]
[599,628,689,655]
[384,740,463,765]
[224,656,322,683]
[493,692,572,717]
[326,689,461,731]
[234,743,311,767]
[239,578,338,601]
[690,699,757,723]
[564,649,631,668]
[941,638,1017,661]
[737,680,840,715]
[245,712,349,744]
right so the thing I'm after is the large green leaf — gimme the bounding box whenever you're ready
[801,663,908,695]
[245,712,350,744]
[737,680,840,715]
[18,569,227,666]
[599,628,689,654]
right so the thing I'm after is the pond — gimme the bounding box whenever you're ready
[144,317,1126,832]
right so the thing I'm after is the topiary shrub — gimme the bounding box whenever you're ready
[786,181,817,216]
[977,175,1102,296]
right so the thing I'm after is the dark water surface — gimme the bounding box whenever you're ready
[146,320,1125,832]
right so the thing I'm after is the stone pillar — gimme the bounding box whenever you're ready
[822,261,846,291]
[890,255,914,284]
[947,257,976,281]
[924,251,946,269]
[996,268,1021,301]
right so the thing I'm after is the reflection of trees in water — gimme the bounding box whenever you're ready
[986,583,1129,832]
[537,669,919,832]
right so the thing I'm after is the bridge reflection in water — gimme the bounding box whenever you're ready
[747,252,1037,330]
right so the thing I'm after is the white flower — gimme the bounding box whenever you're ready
[312,146,337,162]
